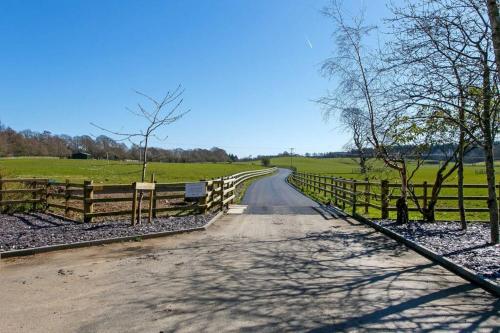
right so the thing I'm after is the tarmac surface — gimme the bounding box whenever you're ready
[242,168,318,214]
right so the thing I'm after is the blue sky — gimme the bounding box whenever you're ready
[0,0,391,157]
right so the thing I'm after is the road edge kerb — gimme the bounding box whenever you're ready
[0,211,225,260]
[286,174,500,297]
[353,214,499,297]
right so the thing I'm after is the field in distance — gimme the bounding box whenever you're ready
[0,158,265,183]
[263,156,500,184]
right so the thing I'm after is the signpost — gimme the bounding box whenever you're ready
[185,182,207,198]
[131,181,156,225]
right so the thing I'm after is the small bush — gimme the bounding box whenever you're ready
[261,157,271,167]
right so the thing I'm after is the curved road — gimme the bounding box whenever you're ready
[242,168,318,214]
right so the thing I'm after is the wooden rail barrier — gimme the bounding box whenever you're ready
[0,167,277,222]
[290,171,500,221]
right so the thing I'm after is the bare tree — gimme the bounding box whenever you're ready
[389,0,499,242]
[319,1,426,224]
[339,107,369,174]
[92,86,189,224]
[407,115,474,222]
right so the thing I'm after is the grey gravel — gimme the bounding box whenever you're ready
[376,220,500,281]
[0,212,214,252]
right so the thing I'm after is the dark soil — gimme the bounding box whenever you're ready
[376,220,500,281]
[0,212,214,252]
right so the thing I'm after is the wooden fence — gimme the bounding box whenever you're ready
[0,167,276,222]
[290,171,500,221]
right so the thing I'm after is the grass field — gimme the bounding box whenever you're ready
[244,156,500,222]
[267,156,500,184]
[0,158,265,183]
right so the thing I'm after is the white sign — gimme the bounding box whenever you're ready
[185,182,206,198]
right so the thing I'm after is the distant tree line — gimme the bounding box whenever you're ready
[0,122,237,163]
[303,143,500,163]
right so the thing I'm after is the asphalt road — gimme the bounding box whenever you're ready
[242,168,318,214]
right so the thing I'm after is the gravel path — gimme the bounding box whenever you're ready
[376,220,500,281]
[0,213,213,252]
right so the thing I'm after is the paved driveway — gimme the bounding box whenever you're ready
[0,170,498,332]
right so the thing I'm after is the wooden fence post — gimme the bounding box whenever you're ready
[148,190,154,224]
[381,180,389,219]
[329,177,334,204]
[151,173,157,218]
[64,179,70,217]
[131,183,138,225]
[83,180,94,223]
[423,181,428,211]
[352,180,357,215]
[322,176,327,197]
[334,179,339,207]
[364,177,370,214]
[44,180,49,211]
[199,180,208,214]
[31,181,37,211]
[220,177,225,212]
[0,176,3,213]
[231,178,236,204]
[342,181,347,210]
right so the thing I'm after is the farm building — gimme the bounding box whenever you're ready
[71,152,91,159]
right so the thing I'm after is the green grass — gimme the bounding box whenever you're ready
[0,158,265,184]
[268,156,499,184]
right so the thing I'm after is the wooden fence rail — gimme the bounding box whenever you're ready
[0,167,277,222]
[290,171,500,221]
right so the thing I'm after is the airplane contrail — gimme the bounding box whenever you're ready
[305,35,313,49]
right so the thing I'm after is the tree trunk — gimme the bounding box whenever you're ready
[396,197,409,224]
[424,174,443,223]
[422,201,436,223]
[396,164,409,224]
[481,58,499,244]
[137,145,148,224]
[487,0,500,81]
[484,140,499,244]
[458,113,466,229]
[359,155,367,175]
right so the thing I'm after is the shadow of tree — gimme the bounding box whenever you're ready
[75,224,499,332]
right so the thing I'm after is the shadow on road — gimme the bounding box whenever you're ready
[80,227,499,332]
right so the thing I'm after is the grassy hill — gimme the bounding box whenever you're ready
[0,158,265,183]
[267,156,499,184]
